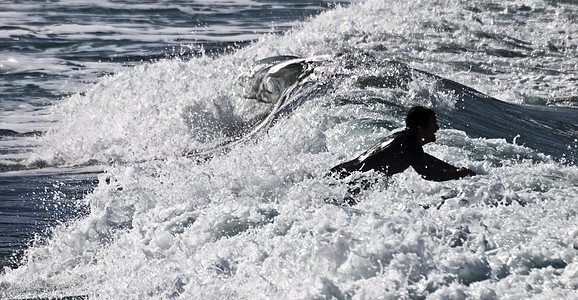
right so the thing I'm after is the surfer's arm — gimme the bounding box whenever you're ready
[424,153,457,172]
[423,153,476,179]
[410,153,462,181]
[456,167,476,177]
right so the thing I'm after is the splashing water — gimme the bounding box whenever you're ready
[1,0,577,299]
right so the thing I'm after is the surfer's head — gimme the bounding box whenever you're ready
[406,106,439,145]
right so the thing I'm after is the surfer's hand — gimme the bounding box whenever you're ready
[456,167,476,178]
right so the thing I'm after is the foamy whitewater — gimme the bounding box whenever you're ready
[1,0,577,299]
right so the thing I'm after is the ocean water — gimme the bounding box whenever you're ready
[0,0,347,271]
[1,0,577,298]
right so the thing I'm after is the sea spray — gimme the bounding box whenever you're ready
[1,0,577,298]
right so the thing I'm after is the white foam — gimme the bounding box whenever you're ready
[1,0,577,298]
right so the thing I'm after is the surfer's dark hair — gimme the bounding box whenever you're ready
[406,106,435,133]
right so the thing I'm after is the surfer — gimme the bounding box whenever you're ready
[331,106,476,182]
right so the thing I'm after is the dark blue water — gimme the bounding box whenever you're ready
[0,169,98,268]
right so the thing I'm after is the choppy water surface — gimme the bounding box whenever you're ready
[1,0,577,299]
[1,0,345,274]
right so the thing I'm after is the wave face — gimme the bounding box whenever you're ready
[2,0,577,299]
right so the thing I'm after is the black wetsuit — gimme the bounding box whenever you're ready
[331,129,460,181]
